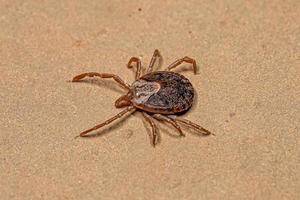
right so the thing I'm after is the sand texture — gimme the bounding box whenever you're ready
[1,0,299,199]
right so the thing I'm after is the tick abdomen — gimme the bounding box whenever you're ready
[131,71,194,114]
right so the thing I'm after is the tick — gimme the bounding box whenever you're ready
[72,49,212,146]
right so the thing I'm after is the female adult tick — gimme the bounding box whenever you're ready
[72,50,212,146]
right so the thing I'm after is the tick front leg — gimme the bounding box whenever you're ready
[147,49,163,73]
[170,116,212,136]
[127,57,142,80]
[76,106,136,137]
[166,56,197,74]
[72,72,130,90]
[142,112,159,146]
[152,114,185,136]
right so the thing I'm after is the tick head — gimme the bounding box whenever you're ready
[115,92,133,108]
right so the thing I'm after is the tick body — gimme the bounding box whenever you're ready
[132,71,194,114]
[72,50,212,146]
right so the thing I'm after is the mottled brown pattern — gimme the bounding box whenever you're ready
[132,71,194,114]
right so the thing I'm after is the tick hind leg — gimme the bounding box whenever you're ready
[72,72,130,90]
[152,114,185,137]
[76,106,136,137]
[171,116,212,135]
[127,57,142,80]
[147,49,163,73]
[142,112,159,146]
[166,56,197,74]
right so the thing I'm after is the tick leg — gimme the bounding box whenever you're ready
[152,114,185,137]
[142,112,159,146]
[72,72,131,90]
[147,49,163,73]
[127,57,142,80]
[76,106,136,137]
[166,56,197,74]
[170,116,212,135]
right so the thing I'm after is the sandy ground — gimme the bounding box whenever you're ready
[0,1,299,199]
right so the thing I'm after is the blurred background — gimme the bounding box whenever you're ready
[0,1,299,199]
